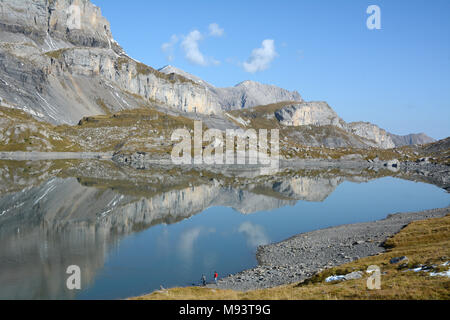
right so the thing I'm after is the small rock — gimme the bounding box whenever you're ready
[325,271,363,282]
[390,256,409,264]
[384,159,399,168]
[343,271,363,280]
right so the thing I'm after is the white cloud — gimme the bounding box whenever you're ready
[164,24,223,66]
[161,34,179,61]
[209,23,224,37]
[181,30,221,66]
[178,227,216,261]
[243,39,278,73]
[238,222,269,248]
[178,227,202,259]
[181,30,208,66]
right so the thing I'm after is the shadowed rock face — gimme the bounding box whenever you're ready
[389,133,436,147]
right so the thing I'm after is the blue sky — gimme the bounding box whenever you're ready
[92,0,450,139]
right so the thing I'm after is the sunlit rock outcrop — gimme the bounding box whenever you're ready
[274,102,345,128]
[347,122,395,149]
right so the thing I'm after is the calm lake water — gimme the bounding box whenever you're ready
[0,164,448,300]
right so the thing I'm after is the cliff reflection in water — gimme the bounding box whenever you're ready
[0,161,392,299]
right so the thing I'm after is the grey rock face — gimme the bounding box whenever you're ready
[389,133,436,147]
[268,100,435,150]
[0,1,302,125]
[271,103,398,149]
[213,80,302,111]
[347,122,396,149]
[274,102,345,128]
[0,0,122,53]
[270,176,343,202]
[0,1,301,125]
[159,67,303,111]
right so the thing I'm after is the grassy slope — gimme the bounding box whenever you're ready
[1,104,448,164]
[0,107,81,152]
[0,106,196,154]
[133,214,450,300]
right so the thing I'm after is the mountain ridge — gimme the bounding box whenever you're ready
[0,0,436,149]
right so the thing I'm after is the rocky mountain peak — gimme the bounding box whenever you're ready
[158,65,214,88]
[235,80,257,87]
[388,132,436,147]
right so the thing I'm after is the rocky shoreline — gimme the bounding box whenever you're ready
[113,153,450,191]
[211,207,450,291]
[399,161,450,191]
[1,151,448,193]
[0,152,113,161]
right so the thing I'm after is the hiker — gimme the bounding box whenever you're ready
[214,271,218,284]
[201,274,206,286]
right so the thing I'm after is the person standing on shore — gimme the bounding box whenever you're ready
[214,271,218,284]
[201,274,206,286]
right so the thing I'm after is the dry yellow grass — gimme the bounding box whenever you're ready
[133,215,450,300]
[1,104,444,165]
[0,106,81,152]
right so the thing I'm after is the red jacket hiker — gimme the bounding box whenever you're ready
[214,272,218,283]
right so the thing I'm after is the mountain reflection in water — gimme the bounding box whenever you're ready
[0,160,448,299]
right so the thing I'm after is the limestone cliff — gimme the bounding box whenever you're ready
[274,102,345,128]
[158,67,303,111]
[0,0,301,124]
[0,0,122,52]
[347,122,396,149]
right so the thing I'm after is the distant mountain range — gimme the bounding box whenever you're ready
[0,0,436,149]
[388,133,436,147]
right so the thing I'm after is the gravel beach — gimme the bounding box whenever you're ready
[212,207,450,291]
